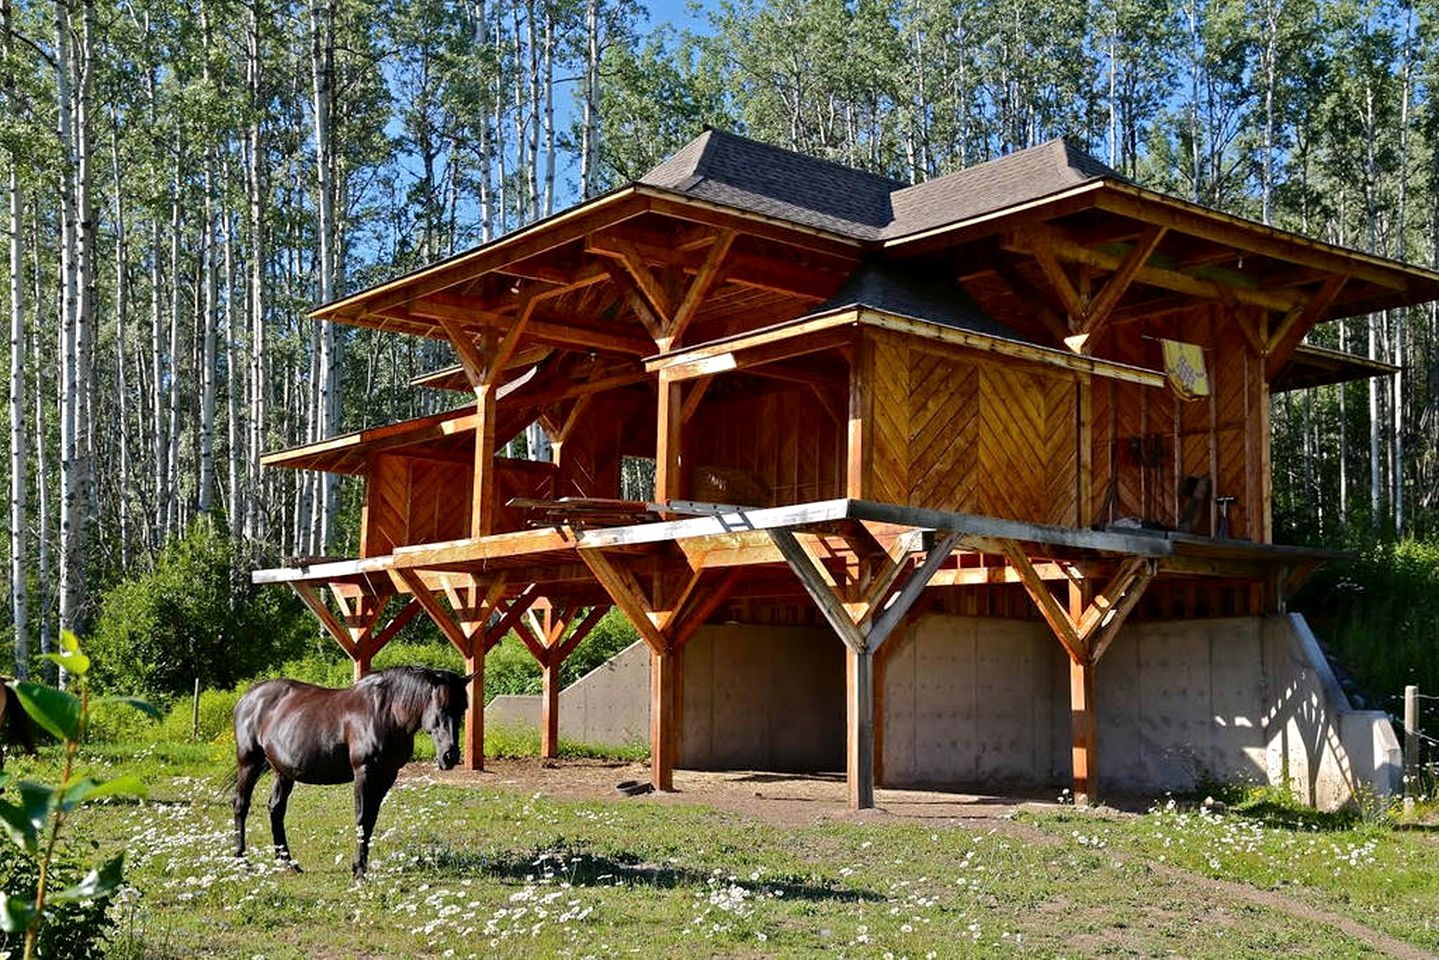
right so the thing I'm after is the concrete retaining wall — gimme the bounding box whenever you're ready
[485,611,1397,809]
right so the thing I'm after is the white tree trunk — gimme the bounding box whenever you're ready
[6,0,26,677]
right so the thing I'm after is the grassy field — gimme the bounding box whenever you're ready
[3,742,1438,959]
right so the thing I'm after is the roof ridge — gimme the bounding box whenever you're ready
[695,127,908,190]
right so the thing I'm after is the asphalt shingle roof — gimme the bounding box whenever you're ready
[814,260,1033,342]
[639,128,1130,242]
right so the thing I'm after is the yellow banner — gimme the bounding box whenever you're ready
[1161,339,1209,400]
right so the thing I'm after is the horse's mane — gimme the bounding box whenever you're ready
[355,665,464,717]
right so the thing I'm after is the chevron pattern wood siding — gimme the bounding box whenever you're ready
[859,332,1078,525]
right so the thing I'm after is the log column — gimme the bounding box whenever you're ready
[1005,548,1157,806]
[770,527,961,810]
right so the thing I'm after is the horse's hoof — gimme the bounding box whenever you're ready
[280,860,302,874]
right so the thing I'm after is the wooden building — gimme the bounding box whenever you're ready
[255,131,1436,808]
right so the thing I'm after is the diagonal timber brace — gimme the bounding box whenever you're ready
[578,547,741,791]
[999,542,1157,805]
[292,582,415,681]
[511,600,613,758]
[769,528,962,809]
[392,569,524,771]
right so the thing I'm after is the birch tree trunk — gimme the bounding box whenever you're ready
[55,0,82,668]
[5,0,25,678]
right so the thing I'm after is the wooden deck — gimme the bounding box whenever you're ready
[253,497,1338,807]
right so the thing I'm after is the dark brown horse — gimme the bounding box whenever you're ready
[232,666,471,878]
[0,682,37,770]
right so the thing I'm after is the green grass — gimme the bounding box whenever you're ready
[7,744,1439,958]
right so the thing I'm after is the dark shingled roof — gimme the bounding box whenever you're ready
[639,129,1131,242]
[813,260,1032,342]
[641,128,902,238]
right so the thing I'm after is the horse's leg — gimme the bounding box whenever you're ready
[350,766,397,880]
[268,775,301,871]
[233,757,266,858]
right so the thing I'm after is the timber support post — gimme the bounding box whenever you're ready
[1004,545,1156,805]
[512,600,610,759]
[579,547,739,792]
[769,526,961,810]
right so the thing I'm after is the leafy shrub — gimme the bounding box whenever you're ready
[0,842,112,960]
[85,698,160,745]
[561,607,638,685]
[158,689,243,744]
[1296,537,1439,728]
[88,519,312,703]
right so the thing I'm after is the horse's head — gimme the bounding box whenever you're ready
[422,671,472,771]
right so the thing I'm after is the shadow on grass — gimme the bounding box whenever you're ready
[405,840,883,903]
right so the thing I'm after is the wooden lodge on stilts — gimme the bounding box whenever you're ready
[255,131,1438,810]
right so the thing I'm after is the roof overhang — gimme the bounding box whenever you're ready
[646,305,1167,387]
[1272,343,1399,393]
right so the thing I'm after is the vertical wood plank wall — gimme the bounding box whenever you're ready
[1091,303,1270,543]
[688,383,846,506]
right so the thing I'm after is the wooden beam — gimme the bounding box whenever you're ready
[665,230,736,350]
[1082,226,1167,339]
[1029,239,1088,327]
[1006,232,1302,315]
[656,371,683,505]
[472,383,497,537]
[1265,274,1347,379]
[1070,659,1097,805]
[577,549,666,652]
[847,648,874,809]
[291,582,358,659]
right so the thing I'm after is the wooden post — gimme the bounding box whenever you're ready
[541,657,561,759]
[656,371,682,504]
[191,677,201,741]
[471,382,497,537]
[846,648,875,809]
[1404,684,1419,814]
[465,639,485,771]
[1070,658,1097,805]
[354,647,372,682]
[651,646,676,792]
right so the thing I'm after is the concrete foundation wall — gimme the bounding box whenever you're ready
[486,639,651,748]
[486,610,1395,809]
[680,624,843,770]
[484,623,842,768]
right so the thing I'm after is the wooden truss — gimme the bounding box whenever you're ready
[578,547,742,791]
[511,599,612,758]
[998,546,1157,804]
[290,582,422,681]
[767,526,963,809]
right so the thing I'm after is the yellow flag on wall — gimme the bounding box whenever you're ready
[1161,339,1209,400]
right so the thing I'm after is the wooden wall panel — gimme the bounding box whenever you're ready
[855,331,1077,526]
[905,347,978,512]
[1088,303,1270,542]
[362,454,472,556]
[689,381,846,506]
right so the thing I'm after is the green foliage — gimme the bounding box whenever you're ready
[0,842,112,960]
[561,608,640,686]
[0,632,150,960]
[260,608,638,705]
[87,520,312,703]
[1295,537,1439,730]
[483,721,649,762]
[157,690,244,745]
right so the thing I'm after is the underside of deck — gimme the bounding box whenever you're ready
[253,497,1337,809]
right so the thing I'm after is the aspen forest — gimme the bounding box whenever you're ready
[2,0,1438,681]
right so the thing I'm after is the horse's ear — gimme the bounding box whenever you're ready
[459,672,476,685]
